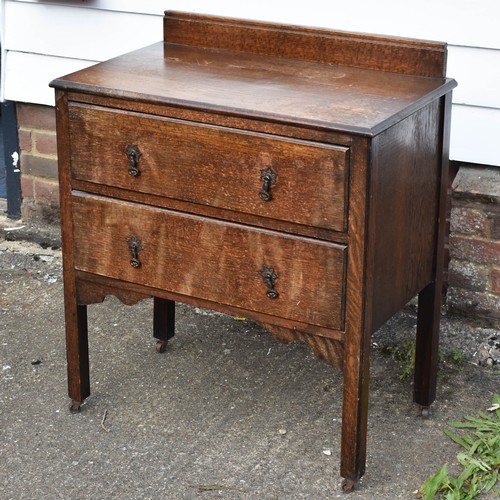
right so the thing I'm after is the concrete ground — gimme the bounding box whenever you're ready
[1,211,499,499]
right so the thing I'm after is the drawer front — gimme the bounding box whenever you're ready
[68,104,348,232]
[72,194,346,330]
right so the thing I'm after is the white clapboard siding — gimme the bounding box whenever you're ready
[12,0,500,50]
[450,105,500,166]
[4,51,97,106]
[447,46,500,109]
[12,0,164,15]
[4,1,163,61]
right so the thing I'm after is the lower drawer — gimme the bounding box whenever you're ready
[72,194,346,330]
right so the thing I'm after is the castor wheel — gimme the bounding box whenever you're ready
[420,406,430,419]
[155,339,168,353]
[341,478,356,493]
[70,400,82,414]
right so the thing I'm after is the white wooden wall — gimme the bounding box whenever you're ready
[2,0,500,166]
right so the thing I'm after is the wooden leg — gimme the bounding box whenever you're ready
[340,326,371,489]
[153,297,175,353]
[414,282,441,409]
[66,303,90,413]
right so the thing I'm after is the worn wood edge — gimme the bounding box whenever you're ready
[73,190,347,252]
[163,11,448,77]
[71,180,348,244]
[262,323,344,369]
[64,91,356,146]
[370,79,457,136]
[51,76,456,138]
[50,78,377,137]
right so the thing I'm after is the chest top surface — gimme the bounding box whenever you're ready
[51,12,456,136]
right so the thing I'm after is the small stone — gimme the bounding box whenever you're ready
[278,429,287,435]
[323,449,332,456]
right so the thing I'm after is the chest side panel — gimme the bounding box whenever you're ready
[369,99,442,331]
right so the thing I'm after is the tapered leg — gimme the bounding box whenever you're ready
[66,303,90,413]
[340,315,372,491]
[153,297,175,353]
[414,283,442,412]
[339,137,372,491]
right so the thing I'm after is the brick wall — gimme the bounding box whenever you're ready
[16,103,59,222]
[448,166,500,323]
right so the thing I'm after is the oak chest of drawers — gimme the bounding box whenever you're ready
[51,11,456,490]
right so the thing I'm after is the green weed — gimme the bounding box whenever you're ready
[419,394,500,499]
[392,339,417,381]
[390,340,464,382]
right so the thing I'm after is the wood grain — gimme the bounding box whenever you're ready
[369,99,441,331]
[265,324,344,369]
[68,103,348,232]
[71,193,347,330]
[164,11,448,77]
[341,137,372,482]
[76,278,150,306]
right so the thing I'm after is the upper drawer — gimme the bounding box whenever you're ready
[68,104,349,232]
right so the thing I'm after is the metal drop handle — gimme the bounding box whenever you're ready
[127,236,143,268]
[125,144,142,177]
[259,265,279,299]
[259,168,277,202]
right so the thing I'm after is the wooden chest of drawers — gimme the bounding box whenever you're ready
[51,11,456,491]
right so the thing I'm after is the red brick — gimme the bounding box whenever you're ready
[20,175,34,199]
[18,129,32,153]
[450,235,500,266]
[448,259,489,291]
[492,267,500,294]
[20,153,58,180]
[492,216,500,240]
[21,200,37,220]
[16,103,56,131]
[34,179,60,204]
[21,200,60,224]
[450,206,489,236]
[33,131,57,156]
[452,166,500,203]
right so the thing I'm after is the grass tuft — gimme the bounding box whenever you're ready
[419,394,500,499]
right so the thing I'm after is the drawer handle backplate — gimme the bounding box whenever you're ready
[127,236,143,268]
[259,168,277,202]
[259,265,279,299]
[125,144,142,177]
